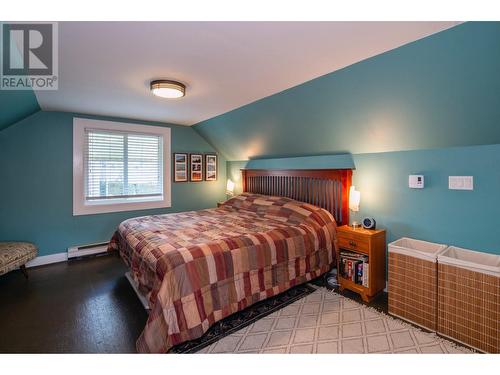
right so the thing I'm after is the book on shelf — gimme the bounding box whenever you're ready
[362,262,369,287]
[339,251,369,287]
[356,262,363,284]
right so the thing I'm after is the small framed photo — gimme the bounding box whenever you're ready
[173,153,188,182]
[205,154,218,181]
[190,153,203,182]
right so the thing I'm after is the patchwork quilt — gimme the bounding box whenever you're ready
[109,193,338,353]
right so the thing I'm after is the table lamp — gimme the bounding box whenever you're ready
[226,179,235,199]
[349,186,361,228]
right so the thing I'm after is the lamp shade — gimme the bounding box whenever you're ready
[349,186,361,212]
[226,179,235,195]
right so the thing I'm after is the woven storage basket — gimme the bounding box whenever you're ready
[437,246,500,353]
[388,238,447,331]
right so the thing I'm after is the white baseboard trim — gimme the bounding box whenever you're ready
[26,252,68,268]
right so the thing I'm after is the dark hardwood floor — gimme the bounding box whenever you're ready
[0,254,390,354]
[0,254,148,353]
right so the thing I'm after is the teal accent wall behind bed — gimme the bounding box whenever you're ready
[228,145,500,255]
[0,111,226,256]
[196,22,500,257]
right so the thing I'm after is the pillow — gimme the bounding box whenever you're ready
[221,193,335,226]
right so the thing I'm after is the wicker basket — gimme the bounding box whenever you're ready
[388,238,448,331]
[437,246,500,353]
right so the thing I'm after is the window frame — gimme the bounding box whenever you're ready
[73,117,171,216]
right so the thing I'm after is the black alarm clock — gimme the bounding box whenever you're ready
[362,217,376,230]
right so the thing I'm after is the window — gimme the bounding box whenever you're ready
[73,118,171,215]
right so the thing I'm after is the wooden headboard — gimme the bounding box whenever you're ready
[241,169,353,226]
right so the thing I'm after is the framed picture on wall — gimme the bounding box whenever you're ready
[173,153,188,182]
[205,154,218,181]
[190,153,203,182]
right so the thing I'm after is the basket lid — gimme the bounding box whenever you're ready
[388,237,448,262]
[438,246,500,276]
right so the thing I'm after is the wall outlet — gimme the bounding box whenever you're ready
[409,175,424,189]
[449,176,473,190]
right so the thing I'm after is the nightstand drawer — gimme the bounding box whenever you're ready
[338,236,369,254]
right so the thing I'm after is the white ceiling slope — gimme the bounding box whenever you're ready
[36,22,460,126]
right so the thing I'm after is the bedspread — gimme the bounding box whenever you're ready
[109,193,338,353]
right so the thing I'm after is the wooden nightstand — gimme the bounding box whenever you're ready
[217,202,224,208]
[336,225,386,302]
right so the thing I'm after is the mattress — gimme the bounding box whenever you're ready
[109,193,338,353]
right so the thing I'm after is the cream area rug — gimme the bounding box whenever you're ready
[197,286,473,354]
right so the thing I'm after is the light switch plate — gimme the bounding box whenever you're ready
[449,176,473,190]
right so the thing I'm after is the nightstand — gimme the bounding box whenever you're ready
[336,225,386,302]
[217,202,224,208]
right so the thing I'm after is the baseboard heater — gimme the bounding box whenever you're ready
[67,242,109,259]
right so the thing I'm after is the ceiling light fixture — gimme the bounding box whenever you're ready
[150,80,186,99]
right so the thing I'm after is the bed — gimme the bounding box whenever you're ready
[109,168,352,353]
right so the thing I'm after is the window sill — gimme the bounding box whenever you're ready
[73,197,171,216]
[85,195,164,206]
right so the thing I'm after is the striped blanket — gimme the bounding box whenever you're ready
[109,193,338,353]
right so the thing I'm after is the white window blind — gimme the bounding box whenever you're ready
[84,129,163,201]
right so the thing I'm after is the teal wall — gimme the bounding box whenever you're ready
[199,22,500,257]
[228,145,500,255]
[352,145,500,254]
[0,89,40,131]
[194,22,500,160]
[0,111,226,256]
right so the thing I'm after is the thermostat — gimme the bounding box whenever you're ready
[409,175,424,189]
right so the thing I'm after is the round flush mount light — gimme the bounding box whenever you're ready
[150,80,186,99]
